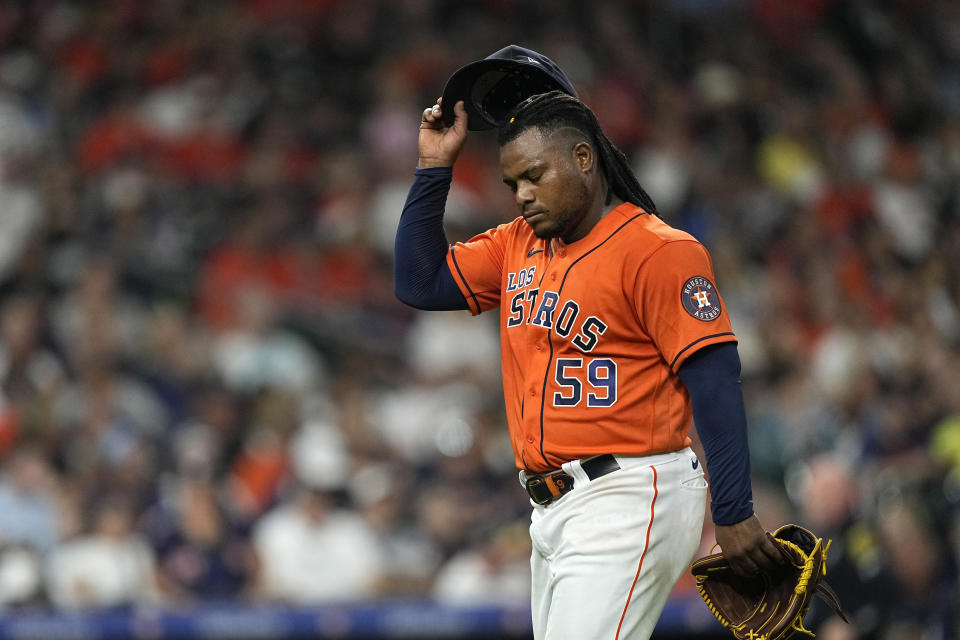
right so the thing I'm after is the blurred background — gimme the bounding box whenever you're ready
[0,0,956,638]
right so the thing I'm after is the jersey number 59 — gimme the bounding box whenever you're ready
[553,358,617,407]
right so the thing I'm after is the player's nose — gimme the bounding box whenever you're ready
[515,183,535,208]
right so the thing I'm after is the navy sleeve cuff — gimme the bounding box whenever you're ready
[415,166,454,177]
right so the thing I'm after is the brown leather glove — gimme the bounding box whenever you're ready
[690,524,848,640]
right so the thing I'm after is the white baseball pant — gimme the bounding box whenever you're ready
[528,447,707,639]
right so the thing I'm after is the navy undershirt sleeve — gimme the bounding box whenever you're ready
[676,342,755,526]
[394,167,469,311]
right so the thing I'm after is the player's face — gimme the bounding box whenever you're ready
[500,128,594,243]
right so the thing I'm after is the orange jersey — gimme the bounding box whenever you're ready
[446,202,737,473]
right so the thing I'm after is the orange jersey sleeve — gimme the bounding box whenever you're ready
[634,239,737,372]
[445,221,518,315]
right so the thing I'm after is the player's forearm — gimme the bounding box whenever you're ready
[394,167,468,311]
[677,342,755,526]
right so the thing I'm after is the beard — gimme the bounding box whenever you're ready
[527,181,591,240]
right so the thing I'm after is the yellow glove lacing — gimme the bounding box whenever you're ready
[695,535,832,640]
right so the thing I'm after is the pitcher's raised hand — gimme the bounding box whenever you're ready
[418,98,468,169]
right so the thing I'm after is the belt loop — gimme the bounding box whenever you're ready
[562,458,590,486]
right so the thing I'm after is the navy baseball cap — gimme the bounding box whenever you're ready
[440,45,578,131]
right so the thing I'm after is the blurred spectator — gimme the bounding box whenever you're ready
[226,389,299,521]
[132,302,214,427]
[0,544,43,609]
[210,284,325,394]
[348,462,443,597]
[146,476,257,603]
[791,453,894,638]
[0,446,61,553]
[0,291,65,409]
[51,356,165,508]
[195,208,290,336]
[50,257,149,369]
[367,380,487,465]
[431,522,531,607]
[0,105,44,284]
[45,495,162,610]
[405,310,501,385]
[252,485,386,604]
[875,499,958,638]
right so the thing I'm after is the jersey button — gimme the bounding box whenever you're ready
[529,389,536,396]
[526,436,535,443]
[535,344,542,351]
[551,273,557,281]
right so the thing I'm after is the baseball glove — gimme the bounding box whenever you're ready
[689,524,847,640]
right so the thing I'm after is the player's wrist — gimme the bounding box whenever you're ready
[711,502,755,527]
[714,512,755,528]
[417,157,455,170]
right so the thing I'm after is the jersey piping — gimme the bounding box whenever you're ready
[449,246,481,313]
[669,332,737,370]
[537,211,647,466]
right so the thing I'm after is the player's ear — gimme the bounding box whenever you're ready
[573,141,594,173]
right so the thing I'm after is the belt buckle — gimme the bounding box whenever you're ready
[524,475,553,506]
[524,471,574,505]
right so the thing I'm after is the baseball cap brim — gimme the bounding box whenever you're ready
[440,57,577,131]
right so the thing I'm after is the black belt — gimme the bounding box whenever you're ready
[522,454,621,506]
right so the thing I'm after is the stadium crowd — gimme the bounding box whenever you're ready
[0,1,956,638]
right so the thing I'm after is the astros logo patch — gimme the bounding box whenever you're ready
[681,276,721,321]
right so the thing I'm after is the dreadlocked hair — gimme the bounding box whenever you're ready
[498,90,658,215]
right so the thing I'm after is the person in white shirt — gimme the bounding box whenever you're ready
[45,496,161,609]
[253,485,386,603]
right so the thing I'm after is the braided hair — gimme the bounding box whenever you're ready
[498,91,658,215]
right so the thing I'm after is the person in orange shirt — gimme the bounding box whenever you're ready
[395,46,782,639]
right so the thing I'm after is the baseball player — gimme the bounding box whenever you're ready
[395,46,783,639]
